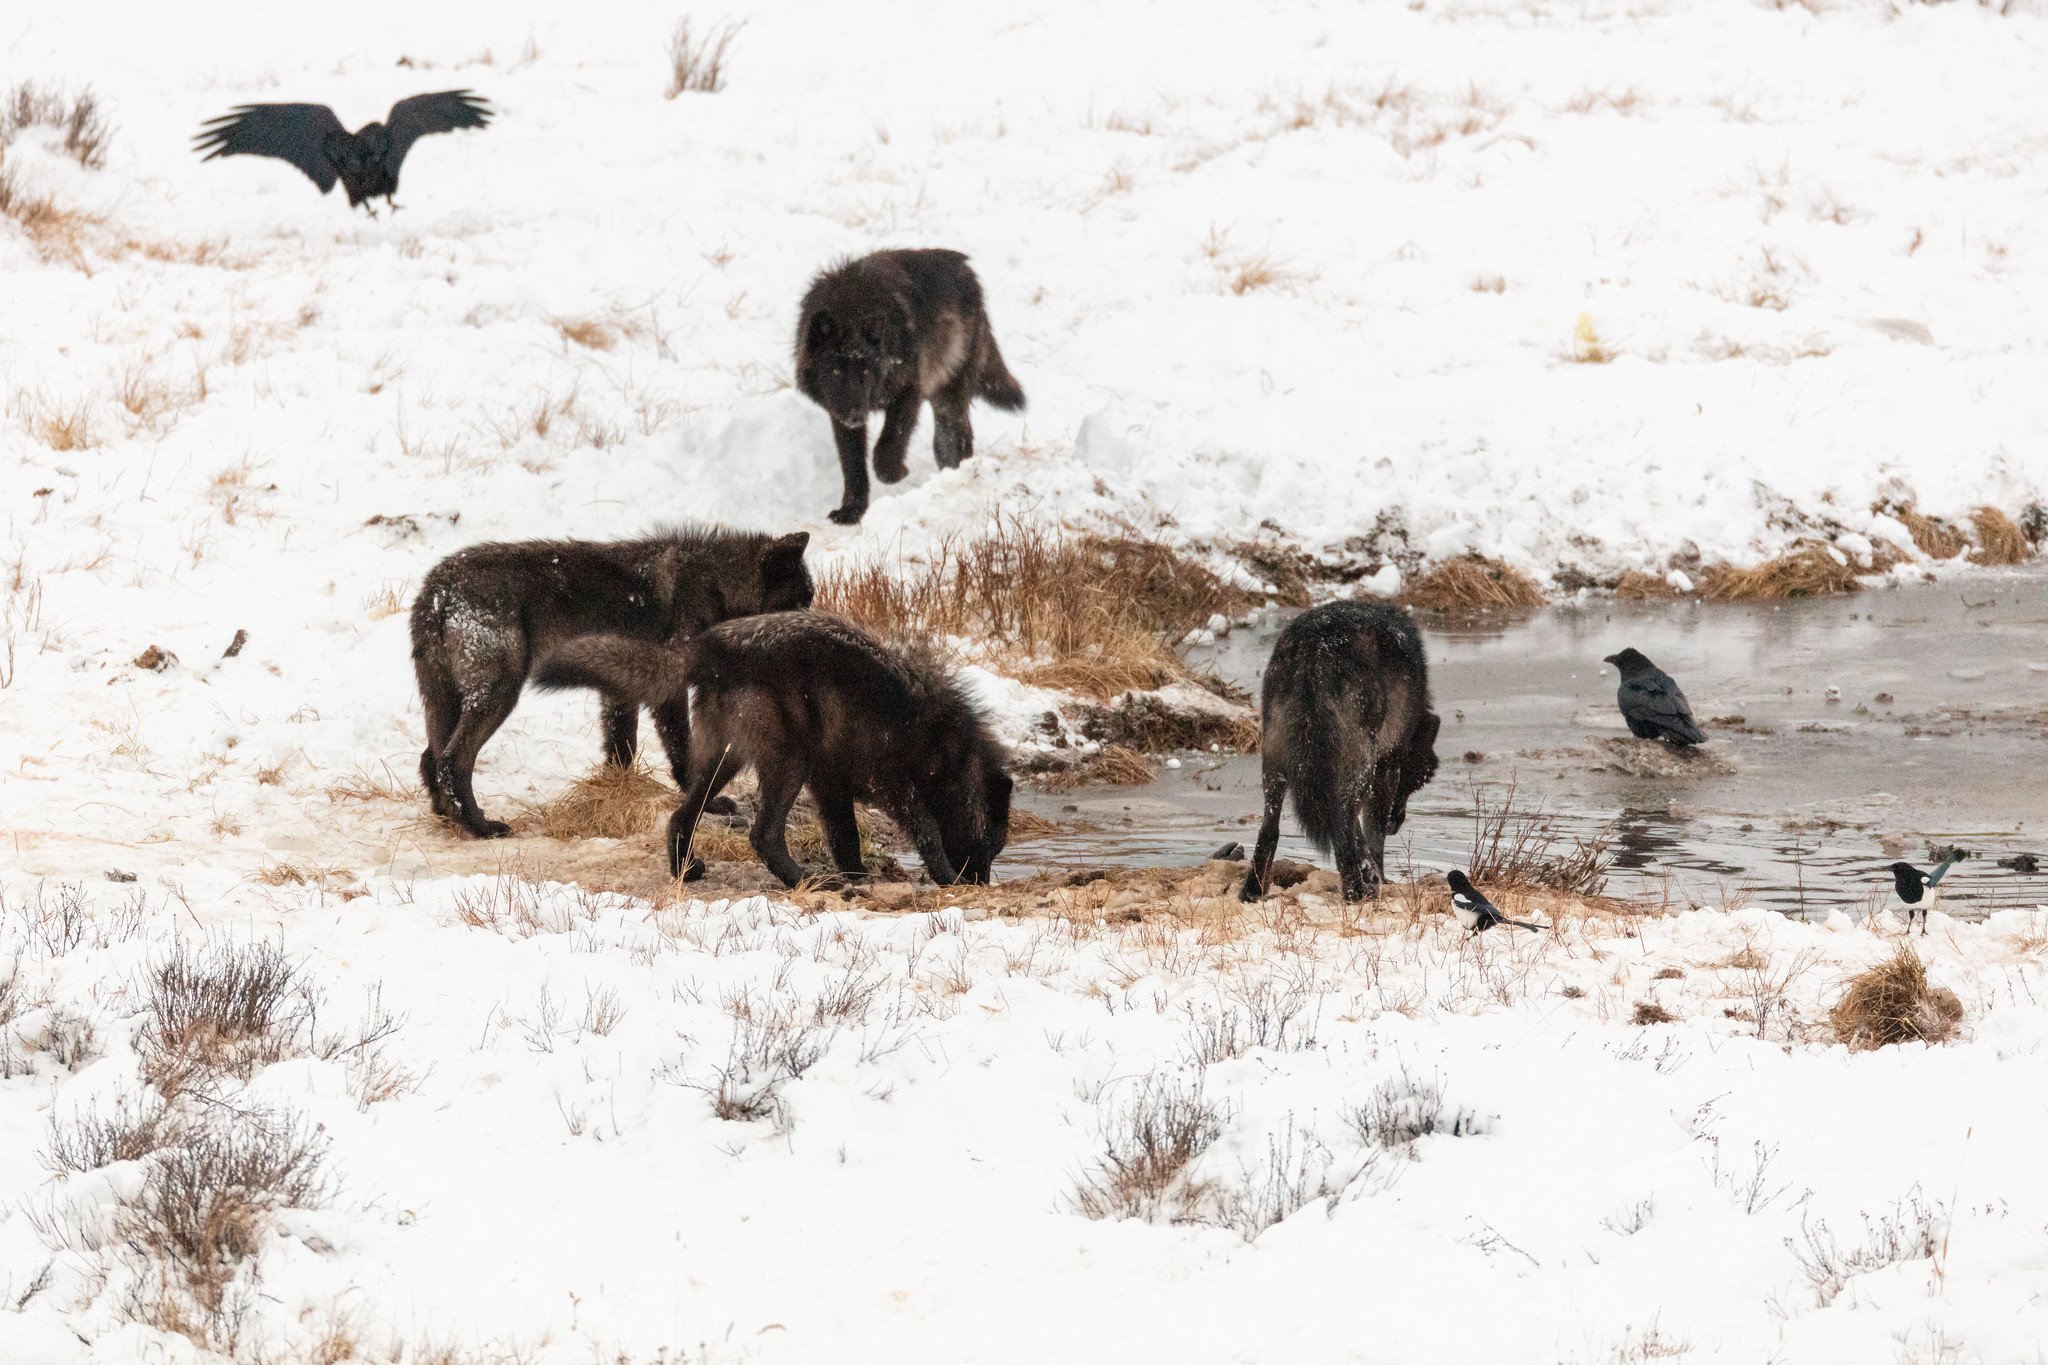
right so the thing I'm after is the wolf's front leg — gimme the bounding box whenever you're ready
[828,419,871,525]
[871,390,921,484]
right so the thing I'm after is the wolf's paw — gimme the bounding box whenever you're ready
[469,818,513,840]
[828,503,867,526]
[1237,877,1265,903]
[704,794,739,818]
[872,454,909,484]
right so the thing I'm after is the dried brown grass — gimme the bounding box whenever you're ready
[665,18,744,97]
[1697,543,1861,600]
[1035,744,1155,792]
[1613,571,1682,600]
[527,762,673,841]
[818,520,1257,697]
[1969,507,2029,565]
[1829,945,1962,1051]
[1398,556,1546,614]
[1894,505,1970,561]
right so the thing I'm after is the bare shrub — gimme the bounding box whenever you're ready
[817,519,1256,697]
[43,1094,195,1172]
[16,1004,101,1072]
[1601,1198,1655,1236]
[1786,1190,1939,1307]
[1212,1117,1368,1241]
[1726,939,1816,1042]
[665,18,744,97]
[1398,556,1546,614]
[136,940,311,1095]
[1181,973,1321,1064]
[1073,1072,1228,1222]
[1345,1065,1483,1152]
[120,1112,333,1324]
[2,82,112,168]
[1466,782,1612,895]
[1829,946,1962,1051]
[676,991,834,1124]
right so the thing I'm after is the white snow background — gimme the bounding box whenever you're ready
[3,0,2048,1360]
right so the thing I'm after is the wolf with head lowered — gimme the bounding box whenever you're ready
[796,249,1026,525]
[410,526,813,838]
[536,612,1012,889]
[1240,600,1442,903]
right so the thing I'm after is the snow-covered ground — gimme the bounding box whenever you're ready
[5,0,2048,1359]
[7,875,2048,1363]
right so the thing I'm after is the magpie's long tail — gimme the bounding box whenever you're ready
[1507,917,1547,932]
[1925,852,1961,888]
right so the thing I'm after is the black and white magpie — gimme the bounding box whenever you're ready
[1886,852,1959,936]
[1445,870,1546,935]
[1602,648,1707,747]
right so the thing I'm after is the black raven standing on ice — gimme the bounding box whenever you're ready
[1445,871,1546,935]
[195,90,493,214]
[1887,853,1959,936]
[1603,648,1707,746]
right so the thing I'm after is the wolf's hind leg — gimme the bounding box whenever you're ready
[601,696,639,768]
[814,785,867,878]
[652,698,736,818]
[748,763,813,888]
[871,390,921,484]
[436,679,520,838]
[1240,770,1288,902]
[416,662,461,817]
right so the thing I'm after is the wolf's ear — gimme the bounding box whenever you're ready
[762,531,810,568]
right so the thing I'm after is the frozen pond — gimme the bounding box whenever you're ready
[1013,570,2048,917]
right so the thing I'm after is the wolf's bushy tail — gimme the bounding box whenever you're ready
[533,636,689,705]
[975,319,1026,411]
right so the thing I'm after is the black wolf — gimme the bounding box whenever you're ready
[795,249,1026,525]
[196,91,492,214]
[535,612,1012,889]
[410,527,813,838]
[1241,601,1442,903]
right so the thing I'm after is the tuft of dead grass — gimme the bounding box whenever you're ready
[1893,505,1969,561]
[526,761,674,841]
[1613,570,1682,600]
[1968,507,2029,565]
[1465,782,1612,896]
[1697,543,1861,600]
[665,17,744,97]
[1398,556,1546,614]
[1829,945,1963,1051]
[1075,692,1260,754]
[1631,1001,1677,1025]
[818,520,1258,697]
[1035,744,1155,793]
[3,82,112,169]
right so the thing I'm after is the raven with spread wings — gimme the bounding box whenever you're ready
[195,90,493,214]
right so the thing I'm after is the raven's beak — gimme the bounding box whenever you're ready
[1601,653,1618,666]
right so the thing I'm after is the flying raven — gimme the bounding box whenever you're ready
[1603,647,1707,746]
[195,90,493,214]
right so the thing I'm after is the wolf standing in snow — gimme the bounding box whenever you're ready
[536,612,1013,889]
[410,527,813,838]
[795,249,1026,525]
[1240,601,1442,903]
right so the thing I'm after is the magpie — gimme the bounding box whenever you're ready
[1445,870,1546,935]
[1886,853,1959,936]
[1602,648,1707,747]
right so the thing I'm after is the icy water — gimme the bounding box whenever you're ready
[1013,570,2048,918]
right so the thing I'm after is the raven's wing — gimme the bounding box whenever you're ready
[194,104,346,192]
[383,90,493,175]
[1622,674,1706,742]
